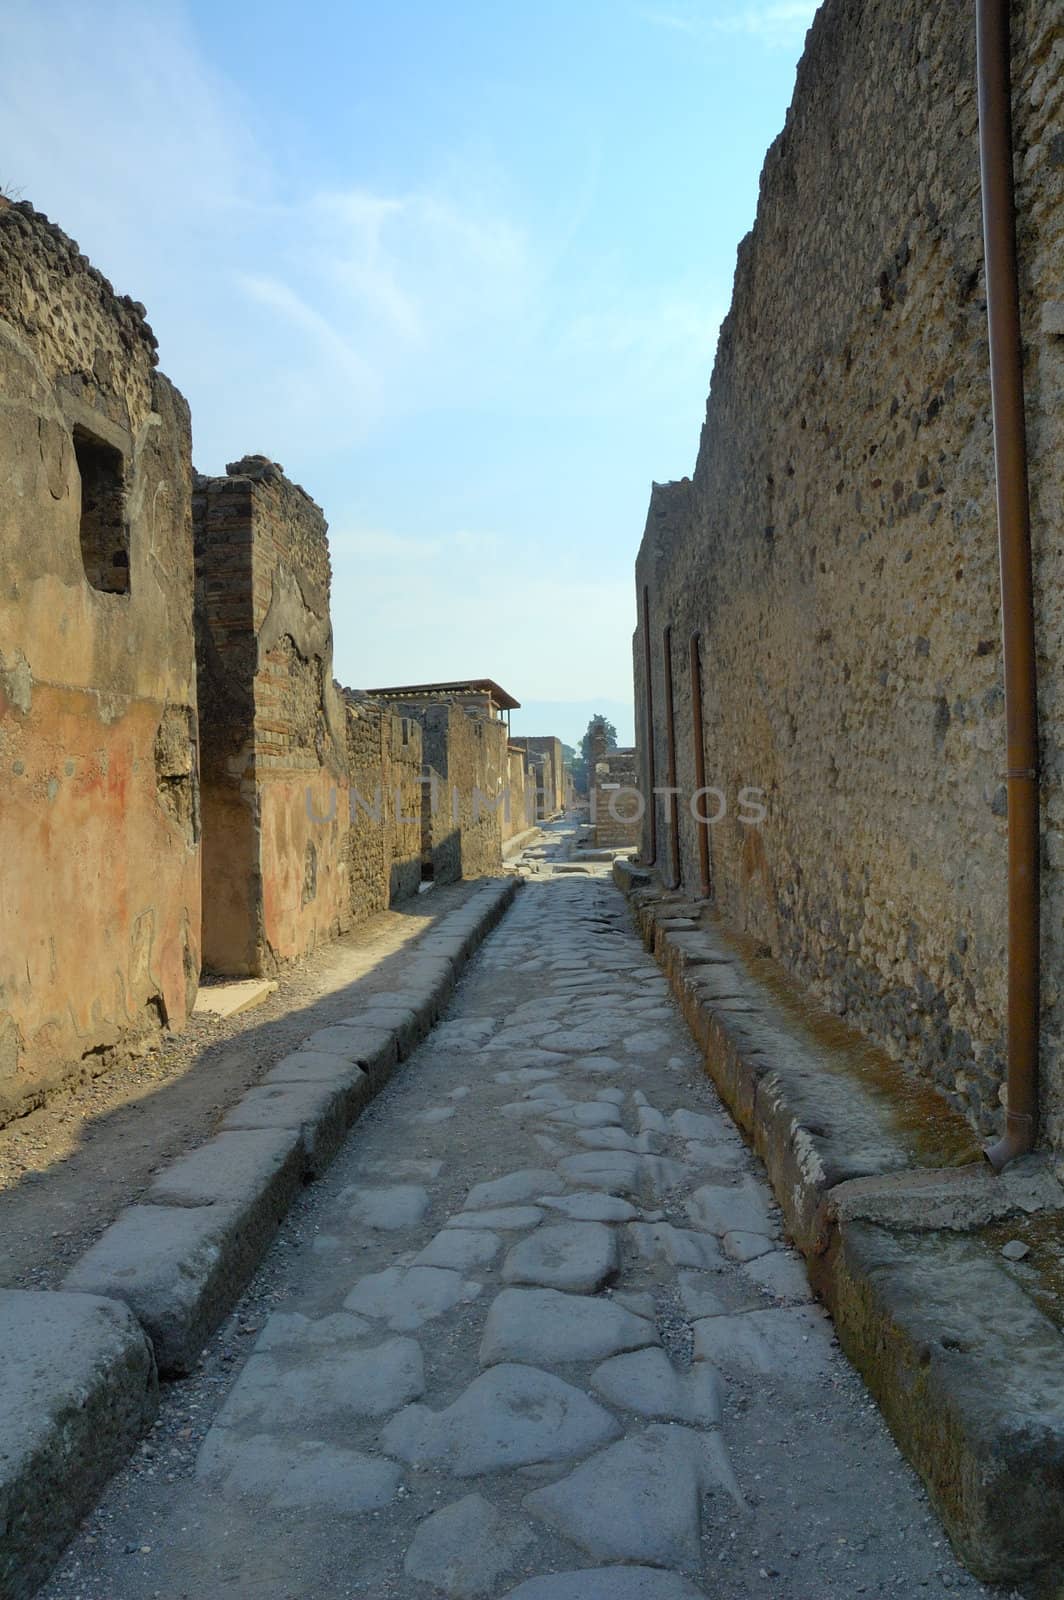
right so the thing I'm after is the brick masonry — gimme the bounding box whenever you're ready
[194,457,350,975]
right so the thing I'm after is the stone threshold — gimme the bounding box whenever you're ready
[614,858,1064,1590]
[0,875,518,1600]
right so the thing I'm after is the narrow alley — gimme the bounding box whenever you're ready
[41,827,996,1600]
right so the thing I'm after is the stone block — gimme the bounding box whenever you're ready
[221,1081,349,1176]
[0,1290,157,1600]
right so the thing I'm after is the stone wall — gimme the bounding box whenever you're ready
[591,748,642,851]
[0,200,200,1119]
[345,692,423,921]
[195,457,350,974]
[398,703,509,882]
[510,736,567,816]
[505,746,536,841]
[633,1,1064,1145]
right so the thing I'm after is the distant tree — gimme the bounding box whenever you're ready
[580,715,618,767]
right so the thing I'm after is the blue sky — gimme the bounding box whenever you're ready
[0,0,817,748]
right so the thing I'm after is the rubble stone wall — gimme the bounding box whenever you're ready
[195,457,350,974]
[407,705,508,882]
[0,201,200,1119]
[511,736,567,815]
[345,695,423,922]
[633,0,1064,1144]
[591,748,642,851]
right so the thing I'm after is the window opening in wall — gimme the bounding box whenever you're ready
[74,427,130,594]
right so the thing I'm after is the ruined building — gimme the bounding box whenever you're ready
[632,0,1064,1148]
[0,202,567,1122]
[194,456,351,975]
[508,735,568,817]
[588,720,641,851]
[367,680,525,881]
[0,200,200,1121]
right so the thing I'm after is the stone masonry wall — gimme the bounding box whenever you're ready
[345,692,423,922]
[505,746,536,841]
[591,748,642,851]
[633,1,1064,1145]
[510,736,567,815]
[0,200,200,1121]
[195,457,350,974]
[406,704,508,883]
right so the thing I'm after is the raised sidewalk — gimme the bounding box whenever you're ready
[615,859,1064,1589]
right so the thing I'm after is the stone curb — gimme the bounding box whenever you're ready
[616,873,1064,1588]
[63,875,517,1376]
[0,877,517,1600]
[0,1290,157,1600]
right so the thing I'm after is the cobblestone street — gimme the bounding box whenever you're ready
[42,830,1000,1600]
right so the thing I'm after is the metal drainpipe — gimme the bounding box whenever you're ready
[663,625,681,889]
[641,586,658,865]
[977,0,1040,1170]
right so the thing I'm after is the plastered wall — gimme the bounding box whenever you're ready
[0,201,200,1119]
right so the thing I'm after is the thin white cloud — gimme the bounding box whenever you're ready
[637,1,819,49]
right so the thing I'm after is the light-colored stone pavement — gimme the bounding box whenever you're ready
[41,826,1002,1599]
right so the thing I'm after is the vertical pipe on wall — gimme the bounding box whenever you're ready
[641,585,658,865]
[977,0,1040,1170]
[663,625,681,889]
[690,633,712,898]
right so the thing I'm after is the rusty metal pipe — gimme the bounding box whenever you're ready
[641,585,658,865]
[977,0,1040,1170]
[662,625,681,889]
[690,633,712,897]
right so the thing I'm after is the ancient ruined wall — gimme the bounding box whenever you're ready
[592,749,642,851]
[345,693,423,922]
[195,458,349,974]
[0,201,200,1119]
[505,747,535,841]
[633,1,1064,1144]
[408,705,508,882]
[511,736,566,815]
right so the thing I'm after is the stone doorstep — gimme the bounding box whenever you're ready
[618,875,1064,1588]
[192,977,279,1019]
[0,1289,157,1600]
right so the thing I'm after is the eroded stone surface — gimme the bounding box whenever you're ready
[341,1184,430,1231]
[345,1266,481,1330]
[524,1424,739,1568]
[480,1288,657,1366]
[686,1180,776,1238]
[692,1306,835,1376]
[382,1364,620,1475]
[538,1191,640,1223]
[464,1170,565,1210]
[502,1222,618,1293]
[211,1336,424,1431]
[416,1229,502,1271]
[403,1493,535,1598]
[590,1347,723,1427]
[445,1206,544,1231]
[197,1433,402,1512]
